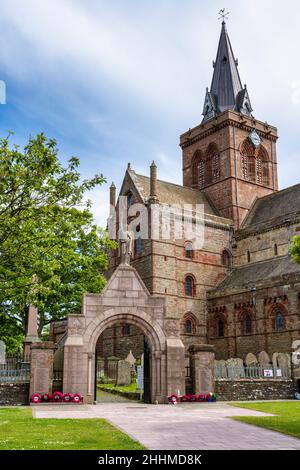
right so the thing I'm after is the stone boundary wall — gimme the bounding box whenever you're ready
[215,379,296,401]
[0,383,30,406]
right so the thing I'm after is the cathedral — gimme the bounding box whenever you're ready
[101,20,300,370]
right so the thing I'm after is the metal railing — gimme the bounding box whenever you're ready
[0,353,31,383]
[96,358,118,382]
[214,363,291,380]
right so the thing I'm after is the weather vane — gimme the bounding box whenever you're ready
[218,8,229,22]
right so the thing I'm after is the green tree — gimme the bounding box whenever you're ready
[291,236,300,264]
[0,133,116,350]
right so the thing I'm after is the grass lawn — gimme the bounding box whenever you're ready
[231,401,300,440]
[98,382,138,394]
[0,407,145,450]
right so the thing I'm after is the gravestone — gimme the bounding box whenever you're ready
[245,353,258,366]
[125,350,136,367]
[226,358,245,378]
[215,360,227,378]
[273,352,291,373]
[258,351,271,367]
[117,360,131,386]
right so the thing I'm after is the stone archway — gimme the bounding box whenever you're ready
[86,310,166,404]
[62,264,186,404]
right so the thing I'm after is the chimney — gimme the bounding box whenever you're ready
[150,161,158,201]
[110,182,116,207]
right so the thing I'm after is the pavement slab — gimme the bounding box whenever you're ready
[32,402,300,450]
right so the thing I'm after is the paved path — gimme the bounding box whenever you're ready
[33,402,300,450]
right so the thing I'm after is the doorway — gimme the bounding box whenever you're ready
[94,322,151,403]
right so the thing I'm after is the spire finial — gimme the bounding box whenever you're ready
[218,8,229,23]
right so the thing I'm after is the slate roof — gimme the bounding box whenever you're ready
[202,22,253,122]
[127,169,232,226]
[242,183,300,230]
[130,170,219,216]
[213,256,300,293]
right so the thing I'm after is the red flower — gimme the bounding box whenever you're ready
[168,394,179,404]
[31,393,42,403]
[197,394,207,402]
[72,393,82,403]
[63,393,72,403]
[52,391,63,402]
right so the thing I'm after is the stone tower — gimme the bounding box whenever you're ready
[181,21,278,228]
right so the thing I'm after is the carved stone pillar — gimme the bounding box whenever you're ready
[29,342,56,398]
[189,344,215,395]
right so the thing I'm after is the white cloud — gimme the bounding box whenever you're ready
[0,0,300,224]
[84,185,110,228]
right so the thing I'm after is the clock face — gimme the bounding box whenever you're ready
[249,130,261,148]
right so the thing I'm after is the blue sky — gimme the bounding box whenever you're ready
[0,0,300,225]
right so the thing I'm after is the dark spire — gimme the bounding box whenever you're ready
[202,21,253,122]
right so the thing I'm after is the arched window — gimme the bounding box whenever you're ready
[245,315,252,335]
[185,242,193,259]
[241,153,248,180]
[126,192,134,207]
[191,151,204,188]
[206,143,220,185]
[240,140,256,182]
[275,311,285,332]
[182,313,197,335]
[256,155,263,184]
[199,159,205,188]
[185,319,192,335]
[241,141,270,186]
[218,319,225,337]
[212,154,221,182]
[185,276,195,297]
[257,146,270,186]
[221,249,232,268]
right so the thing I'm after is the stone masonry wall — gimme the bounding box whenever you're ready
[181,111,278,228]
[234,223,300,267]
[96,323,144,359]
[108,165,232,359]
[0,383,29,406]
[215,379,296,401]
[208,282,300,360]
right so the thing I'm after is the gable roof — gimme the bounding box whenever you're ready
[242,183,300,230]
[211,255,300,294]
[129,169,218,216]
